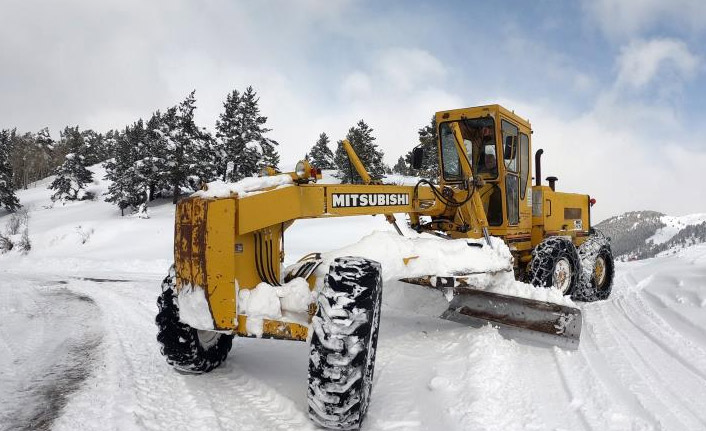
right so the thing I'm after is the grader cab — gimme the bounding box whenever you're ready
[155,104,614,430]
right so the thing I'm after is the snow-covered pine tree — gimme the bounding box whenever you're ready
[215,86,279,181]
[81,129,109,166]
[34,127,55,182]
[48,126,94,201]
[308,133,335,169]
[140,113,171,203]
[7,129,33,190]
[0,129,21,212]
[334,120,385,183]
[259,138,280,170]
[104,127,144,215]
[392,156,408,175]
[404,117,439,180]
[167,91,213,203]
[124,119,158,209]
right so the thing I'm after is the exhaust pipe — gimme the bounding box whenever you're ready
[535,149,543,186]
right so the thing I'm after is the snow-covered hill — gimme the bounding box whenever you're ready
[596,210,706,261]
[2,168,706,430]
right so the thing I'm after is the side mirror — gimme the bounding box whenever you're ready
[412,146,424,169]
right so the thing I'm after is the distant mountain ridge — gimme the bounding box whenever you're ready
[595,211,706,261]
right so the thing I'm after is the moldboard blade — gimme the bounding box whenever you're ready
[441,287,582,349]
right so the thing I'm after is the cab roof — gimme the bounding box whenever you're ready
[435,104,531,129]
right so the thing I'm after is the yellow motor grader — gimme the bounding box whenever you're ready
[155,104,614,430]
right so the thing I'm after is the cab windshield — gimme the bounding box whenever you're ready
[439,117,498,181]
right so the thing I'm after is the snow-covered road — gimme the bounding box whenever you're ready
[2,244,706,431]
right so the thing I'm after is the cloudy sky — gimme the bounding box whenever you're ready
[2,0,705,221]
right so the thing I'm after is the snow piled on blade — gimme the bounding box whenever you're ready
[316,231,574,306]
[192,174,293,198]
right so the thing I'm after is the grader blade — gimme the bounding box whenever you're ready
[400,277,582,349]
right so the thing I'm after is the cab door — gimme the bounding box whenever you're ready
[501,119,520,227]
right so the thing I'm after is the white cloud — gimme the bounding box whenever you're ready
[340,72,373,100]
[584,0,706,39]
[616,38,699,89]
[375,48,447,92]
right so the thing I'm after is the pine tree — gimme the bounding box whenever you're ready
[0,130,21,212]
[260,138,280,170]
[392,156,408,175]
[141,113,170,203]
[215,86,279,181]
[104,128,138,215]
[34,127,55,182]
[404,117,439,179]
[334,120,385,183]
[81,129,110,165]
[308,133,335,169]
[48,126,94,201]
[166,91,213,203]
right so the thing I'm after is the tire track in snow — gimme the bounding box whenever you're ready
[615,294,706,382]
[596,296,706,429]
[550,349,592,431]
[573,307,658,429]
[53,279,313,431]
[641,289,706,345]
[512,344,587,431]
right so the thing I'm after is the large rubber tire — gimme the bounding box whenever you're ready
[307,257,383,430]
[156,265,234,374]
[574,233,615,301]
[526,236,581,295]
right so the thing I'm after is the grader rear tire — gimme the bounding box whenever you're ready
[156,265,234,374]
[574,233,615,301]
[526,236,581,295]
[307,257,383,430]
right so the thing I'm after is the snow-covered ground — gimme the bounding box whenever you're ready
[648,213,706,246]
[2,169,706,430]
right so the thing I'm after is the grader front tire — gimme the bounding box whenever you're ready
[155,265,234,374]
[526,236,581,295]
[307,257,383,430]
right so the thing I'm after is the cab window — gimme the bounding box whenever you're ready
[502,120,518,172]
[439,123,462,181]
[519,133,529,199]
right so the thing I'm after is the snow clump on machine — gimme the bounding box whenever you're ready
[192,174,293,199]
[238,278,313,337]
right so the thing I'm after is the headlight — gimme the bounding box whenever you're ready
[295,160,309,179]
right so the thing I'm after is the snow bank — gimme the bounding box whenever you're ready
[315,231,574,306]
[192,174,293,198]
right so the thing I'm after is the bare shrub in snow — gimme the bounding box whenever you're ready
[18,228,31,253]
[1,207,30,253]
[6,214,21,236]
[75,225,94,244]
[0,234,12,252]
[6,208,28,235]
